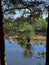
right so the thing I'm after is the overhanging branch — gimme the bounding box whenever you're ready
[3,1,45,13]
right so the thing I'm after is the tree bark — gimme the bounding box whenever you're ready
[0,1,6,65]
[47,6,49,43]
[46,6,49,65]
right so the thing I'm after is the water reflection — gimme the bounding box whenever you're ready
[23,43,32,58]
[18,38,33,58]
[5,38,46,65]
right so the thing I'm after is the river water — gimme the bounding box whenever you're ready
[5,38,46,65]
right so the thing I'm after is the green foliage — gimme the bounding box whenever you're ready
[4,17,48,39]
[15,21,34,40]
[40,18,47,29]
[19,21,33,32]
[39,18,47,26]
[32,18,48,31]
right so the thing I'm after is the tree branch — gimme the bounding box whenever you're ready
[3,1,45,13]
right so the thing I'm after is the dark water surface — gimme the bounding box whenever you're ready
[5,38,46,65]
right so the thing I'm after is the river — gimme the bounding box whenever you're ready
[3,38,46,65]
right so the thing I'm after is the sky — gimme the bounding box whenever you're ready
[13,10,48,19]
[4,0,49,19]
[4,8,48,19]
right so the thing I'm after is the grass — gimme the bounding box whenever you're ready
[32,35,46,40]
[4,34,46,44]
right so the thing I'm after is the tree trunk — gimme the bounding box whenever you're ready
[0,1,6,65]
[46,6,49,65]
[47,6,49,46]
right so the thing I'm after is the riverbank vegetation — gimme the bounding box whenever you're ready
[4,16,48,43]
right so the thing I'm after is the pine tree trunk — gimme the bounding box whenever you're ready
[47,7,49,42]
[0,1,6,65]
[47,6,49,45]
[46,6,49,65]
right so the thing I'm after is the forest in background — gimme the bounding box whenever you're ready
[2,0,48,44]
[4,16,48,44]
